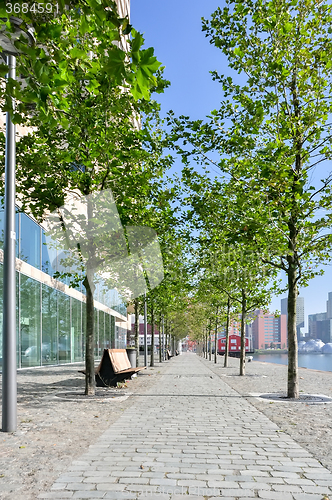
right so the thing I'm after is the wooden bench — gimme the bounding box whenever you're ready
[166,349,173,360]
[95,349,146,387]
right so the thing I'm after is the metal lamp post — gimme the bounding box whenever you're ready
[0,17,34,432]
[144,292,147,367]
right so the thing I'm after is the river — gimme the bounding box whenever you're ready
[253,352,332,372]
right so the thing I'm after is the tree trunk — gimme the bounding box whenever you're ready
[84,269,95,395]
[165,318,168,360]
[240,289,246,376]
[287,260,299,398]
[205,330,208,359]
[150,305,155,367]
[287,73,300,398]
[134,298,139,367]
[214,306,218,363]
[224,297,230,368]
[158,314,162,363]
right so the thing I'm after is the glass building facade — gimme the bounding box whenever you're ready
[0,209,128,368]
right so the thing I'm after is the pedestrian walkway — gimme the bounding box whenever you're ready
[38,353,332,500]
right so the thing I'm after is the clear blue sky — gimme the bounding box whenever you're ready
[131,0,332,332]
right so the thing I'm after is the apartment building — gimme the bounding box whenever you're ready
[251,309,287,350]
[281,296,305,339]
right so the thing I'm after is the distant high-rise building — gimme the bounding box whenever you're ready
[308,312,332,343]
[327,292,332,320]
[251,310,287,350]
[280,296,305,339]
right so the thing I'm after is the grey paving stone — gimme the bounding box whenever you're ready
[103,493,137,499]
[72,493,106,499]
[40,355,332,500]
[65,483,96,491]
[293,495,331,500]
[299,486,332,494]
[258,491,293,499]
[50,484,68,491]
[54,477,84,483]
[38,493,74,499]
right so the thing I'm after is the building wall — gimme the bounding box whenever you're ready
[0,208,128,368]
[327,292,332,320]
[281,296,304,338]
[308,312,332,343]
[251,310,287,350]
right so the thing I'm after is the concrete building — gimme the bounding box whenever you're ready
[308,312,332,344]
[281,296,305,339]
[327,292,332,320]
[251,309,287,350]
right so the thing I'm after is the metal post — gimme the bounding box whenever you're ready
[2,55,17,432]
[161,314,164,362]
[144,292,147,366]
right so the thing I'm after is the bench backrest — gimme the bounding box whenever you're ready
[108,349,131,372]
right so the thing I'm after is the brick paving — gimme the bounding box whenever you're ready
[38,353,332,500]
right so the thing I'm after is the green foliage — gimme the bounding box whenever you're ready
[169,0,332,393]
[0,1,168,126]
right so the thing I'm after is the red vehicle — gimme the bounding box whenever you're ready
[218,335,250,356]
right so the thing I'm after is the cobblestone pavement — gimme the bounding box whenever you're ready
[38,353,332,500]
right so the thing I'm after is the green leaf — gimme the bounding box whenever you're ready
[0,63,8,77]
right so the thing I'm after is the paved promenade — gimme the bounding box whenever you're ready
[38,353,332,500]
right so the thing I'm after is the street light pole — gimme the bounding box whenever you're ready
[0,17,35,432]
[2,54,17,432]
[144,292,147,367]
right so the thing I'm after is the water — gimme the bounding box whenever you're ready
[253,352,332,372]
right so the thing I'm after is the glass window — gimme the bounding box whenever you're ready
[104,313,110,349]
[98,311,105,356]
[0,206,3,250]
[116,325,126,348]
[72,298,83,362]
[82,301,86,360]
[19,213,41,269]
[0,266,19,366]
[94,308,99,357]
[0,264,2,361]
[41,284,58,364]
[42,231,57,276]
[20,275,41,367]
[58,291,71,363]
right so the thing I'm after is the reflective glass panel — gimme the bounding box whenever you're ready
[98,311,105,356]
[104,313,111,349]
[58,292,71,363]
[94,308,99,357]
[19,213,41,269]
[42,284,58,364]
[42,231,57,276]
[20,275,41,367]
[72,298,83,362]
[82,301,86,361]
[0,264,2,361]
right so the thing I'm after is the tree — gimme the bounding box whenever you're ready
[0,1,170,395]
[197,237,276,374]
[169,0,332,397]
[180,168,278,374]
[0,1,163,127]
